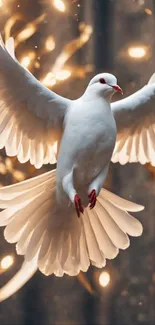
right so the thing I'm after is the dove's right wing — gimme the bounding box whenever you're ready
[111,73,155,166]
[0,36,71,168]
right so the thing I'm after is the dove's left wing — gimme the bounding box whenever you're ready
[0,36,71,168]
[111,74,155,166]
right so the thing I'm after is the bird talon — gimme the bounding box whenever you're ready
[88,189,97,209]
[74,194,84,218]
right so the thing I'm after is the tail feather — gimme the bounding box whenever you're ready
[82,210,106,268]
[89,209,119,259]
[100,188,144,212]
[0,170,143,301]
[79,224,90,272]
[96,201,130,249]
[98,196,143,237]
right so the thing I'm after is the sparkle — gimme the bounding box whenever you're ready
[55,69,71,80]
[45,36,55,51]
[53,0,66,12]
[0,255,14,270]
[128,46,147,59]
[144,8,152,15]
[20,51,36,68]
[99,271,110,287]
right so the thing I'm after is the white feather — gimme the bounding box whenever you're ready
[111,81,155,166]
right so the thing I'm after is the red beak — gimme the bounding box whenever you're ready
[113,85,123,94]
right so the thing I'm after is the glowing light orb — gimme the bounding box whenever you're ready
[53,0,65,12]
[99,271,110,287]
[21,56,31,68]
[1,255,14,270]
[20,52,36,69]
[55,69,71,81]
[45,36,55,51]
[144,8,152,15]
[128,47,146,59]
[42,73,56,87]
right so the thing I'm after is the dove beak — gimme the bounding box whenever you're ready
[112,85,123,95]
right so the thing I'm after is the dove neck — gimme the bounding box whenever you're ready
[82,88,114,102]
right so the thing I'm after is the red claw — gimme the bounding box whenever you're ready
[74,194,84,218]
[88,189,97,209]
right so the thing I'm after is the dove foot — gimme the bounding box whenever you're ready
[88,189,97,209]
[74,194,84,218]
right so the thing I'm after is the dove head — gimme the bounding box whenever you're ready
[84,73,123,101]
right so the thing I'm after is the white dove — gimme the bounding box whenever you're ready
[0,35,154,302]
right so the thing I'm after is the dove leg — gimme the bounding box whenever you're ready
[62,170,84,217]
[88,166,109,209]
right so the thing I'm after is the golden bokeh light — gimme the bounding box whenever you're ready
[51,23,92,75]
[14,14,46,47]
[53,0,66,12]
[5,158,13,172]
[128,46,147,59]
[99,271,110,287]
[4,14,23,40]
[42,72,57,87]
[21,56,31,68]
[0,0,3,8]
[20,51,36,69]
[55,69,71,80]
[13,170,26,181]
[45,36,56,52]
[0,162,7,175]
[0,255,14,270]
[144,8,152,15]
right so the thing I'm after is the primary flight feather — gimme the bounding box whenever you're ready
[0,35,154,301]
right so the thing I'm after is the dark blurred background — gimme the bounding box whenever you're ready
[0,0,155,324]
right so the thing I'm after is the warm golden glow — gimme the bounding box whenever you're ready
[45,36,55,51]
[144,8,152,15]
[15,14,46,47]
[0,0,3,8]
[4,14,23,40]
[55,69,71,80]
[42,72,56,87]
[128,46,147,59]
[5,158,13,172]
[15,25,35,46]
[0,162,7,175]
[20,51,36,68]
[13,170,26,181]
[21,56,31,68]
[99,271,110,287]
[41,24,92,88]
[53,142,58,155]
[53,0,66,12]
[1,255,14,270]
[51,23,92,75]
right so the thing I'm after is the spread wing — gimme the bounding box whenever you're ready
[0,36,71,168]
[111,73,155,166]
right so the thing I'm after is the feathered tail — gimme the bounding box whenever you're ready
[0,169,143,301]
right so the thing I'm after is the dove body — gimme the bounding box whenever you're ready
[56,96,116,206]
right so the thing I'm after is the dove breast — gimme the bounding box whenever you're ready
[57,97,117,185]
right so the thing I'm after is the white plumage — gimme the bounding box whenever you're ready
[0,35,154,301]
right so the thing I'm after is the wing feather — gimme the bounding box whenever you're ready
[111,76,155,166]
[0,36,71,168]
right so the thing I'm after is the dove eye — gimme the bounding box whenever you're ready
[99,78,106,84]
